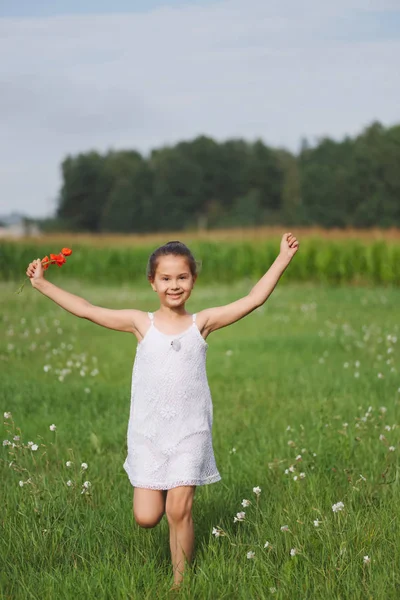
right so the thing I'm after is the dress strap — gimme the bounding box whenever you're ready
[192,313,197,323]
[148,312,154,323]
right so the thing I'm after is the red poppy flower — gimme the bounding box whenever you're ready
[50,253,66,267]
[41,256,50,270]
[16,246,73,294]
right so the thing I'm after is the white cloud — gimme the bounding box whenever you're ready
[0,0,399,216]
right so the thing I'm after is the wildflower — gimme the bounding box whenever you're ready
[293,475,298,481]
[66,480,73,487]
[31,444,38,451]
[379,434,385,441]
[13,435,20,441]
[27,441,33,447]
[212,527,225,537]
[280,525,289,532]
[66,461,72,467]
[284,469,289,475]
[295,454,302,461]
[16,247,73,293]
[389,446,395,452]
[290,548,297,557]
[2,440,11,446]
[269,588,277,594]
[359,474,366,481]
[43,365,51,372]
[380,406,387,413]
[313,520,320,527]
[81,462,88,470]
[241,499,251,507]
[332,501,344,513]
[246,551,255,559]
[49,424,56,431]
[253,486,261,495]
[4,412,11,419]
[299,472,306,479]
[363,555,371,565]
[289,465,295,473]
[233,511,245,523]
[264,541,270,548]
[19,481,24,487]
[385,425,391,431]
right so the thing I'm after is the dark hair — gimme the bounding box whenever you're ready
[146,241,201,281]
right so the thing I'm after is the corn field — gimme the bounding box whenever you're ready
[1,236,400,286]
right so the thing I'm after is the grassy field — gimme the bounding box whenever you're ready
[1,278,400,599]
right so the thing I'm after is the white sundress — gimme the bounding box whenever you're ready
[123,312,222,490]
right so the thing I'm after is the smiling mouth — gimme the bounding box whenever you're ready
[168,293,182,298]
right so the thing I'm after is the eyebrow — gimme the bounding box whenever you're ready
[159,272,189,276]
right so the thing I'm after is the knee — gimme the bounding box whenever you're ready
[166,505,192,525]
[134,511,164,529]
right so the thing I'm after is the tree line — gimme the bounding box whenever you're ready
[53,121,400,232]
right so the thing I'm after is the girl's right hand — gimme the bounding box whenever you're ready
[26,258,44,285]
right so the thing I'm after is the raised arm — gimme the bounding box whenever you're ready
[27,258,140,333]
[199,233,299,334]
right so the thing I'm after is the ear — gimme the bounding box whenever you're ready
[149,278,156,292]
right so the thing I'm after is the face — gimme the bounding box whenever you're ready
[150,255,197,307]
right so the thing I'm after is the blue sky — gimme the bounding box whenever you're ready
[0,0,399,217]
[0,0,219,17]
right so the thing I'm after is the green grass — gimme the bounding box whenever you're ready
[1,279,400,599]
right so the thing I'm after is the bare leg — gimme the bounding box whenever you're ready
[166,486,196,589]
[170,514,195,586]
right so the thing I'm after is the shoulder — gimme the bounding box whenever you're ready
[194,309,212,338]
[132,310,152,341]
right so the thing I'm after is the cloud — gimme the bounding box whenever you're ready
[0,0,399,216]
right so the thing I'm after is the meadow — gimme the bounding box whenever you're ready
[1,269,400,599]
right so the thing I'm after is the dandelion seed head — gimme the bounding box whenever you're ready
[332,501,344,513]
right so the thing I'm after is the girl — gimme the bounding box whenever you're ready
[26,233,299,591]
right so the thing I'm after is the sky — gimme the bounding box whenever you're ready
[1,0,399,218]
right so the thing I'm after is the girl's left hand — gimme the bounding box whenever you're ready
[280,232,299,261]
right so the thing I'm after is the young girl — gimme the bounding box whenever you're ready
[26,233,299,591]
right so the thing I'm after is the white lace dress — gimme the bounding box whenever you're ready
[123,312,221,490]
